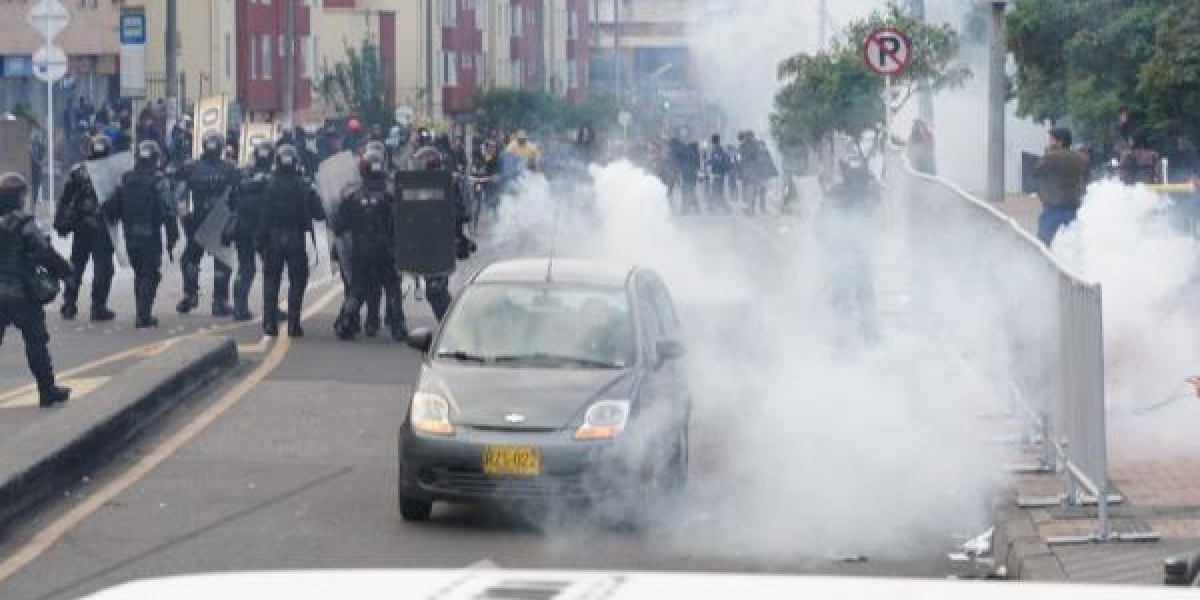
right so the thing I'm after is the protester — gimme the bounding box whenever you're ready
[1034,127,1089,246]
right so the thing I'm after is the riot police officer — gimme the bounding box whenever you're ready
[106,141,180,328]
[176,131,239,316]
[410,147,471,321]
[0,173,72,407]
[257,144,325,337]
[332,145,405,341]
[54,134,117,321]
[228,141,274,321]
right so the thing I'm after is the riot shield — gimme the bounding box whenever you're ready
[315,151,361,280]
[85,151,135,205]
[193,191,236,268]
[240,123,275,167]
[393,170,457,277]
[85,152,135,268]
[0,120,32,209]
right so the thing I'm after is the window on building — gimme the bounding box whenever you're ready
[511,5,522,37]
[568,59,578,89]
[250,34,258,80]
[472,0,483,30]
[511,59,523,84]
[225,33,232,78]
[462,53,472,70]
[261,35,272,78]
[441,0,457,27]
[568,9,579,41]
[308,36,319,79]
[443,51,458,86]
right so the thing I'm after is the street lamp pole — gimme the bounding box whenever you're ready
[613,0,621,103]
[165,0,179,126]
[987,0,1008,204]
[911,0,934,126]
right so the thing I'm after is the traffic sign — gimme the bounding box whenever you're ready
[27,0,69,41]
[32,45,67,83]
[617,110,632,128]
[863,27,912,76]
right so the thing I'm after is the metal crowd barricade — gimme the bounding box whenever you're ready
[893,157,1157,544]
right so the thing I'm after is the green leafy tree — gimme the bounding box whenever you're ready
[1138,3,1200,141]
[316,39,392,128]
[771,3,968,155]
[473,88,617,135]
[1007,0,1166,149]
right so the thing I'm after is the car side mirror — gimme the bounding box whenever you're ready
[655,340,686,368]
[406,327,434,353]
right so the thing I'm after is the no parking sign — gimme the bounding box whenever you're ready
[863,27,912,76]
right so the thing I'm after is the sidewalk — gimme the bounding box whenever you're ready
[994,194,1200,585]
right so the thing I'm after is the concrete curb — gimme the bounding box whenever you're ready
[993,489,1069,581]
[0,335,238,533]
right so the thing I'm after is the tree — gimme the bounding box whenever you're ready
[1138,3,1200,141]
[473,88,617,135]
[315,39,391,128]
[770,3,968,154]
[1007,0,1168,149]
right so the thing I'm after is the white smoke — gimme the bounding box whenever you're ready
[1052,182,1200,457]
[488,159,1007,560]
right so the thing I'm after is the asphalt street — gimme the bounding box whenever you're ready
[0,199,972,600]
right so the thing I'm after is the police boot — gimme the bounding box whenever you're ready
[134,279,159,328]
[90,305,116,322]
[333,311,358,341]
[287,314,304,338]
[212,265,233,317]
[38,385,70,408]
[232,280,254,321]
[364,313,380,338]
[211,300,233,318]
[263,310,279,337]
[177,263,200,314]
[60,301,78,320]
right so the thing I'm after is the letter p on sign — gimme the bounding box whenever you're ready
[863,27,912,76]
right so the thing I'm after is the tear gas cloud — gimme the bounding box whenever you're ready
[488,159,1008,560]
[1053,183,1200,459]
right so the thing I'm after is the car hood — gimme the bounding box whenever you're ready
[425,363,635,429]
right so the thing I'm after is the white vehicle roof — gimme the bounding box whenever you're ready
[84,570,1196,600]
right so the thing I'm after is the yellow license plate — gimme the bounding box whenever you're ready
[483,445,542,476]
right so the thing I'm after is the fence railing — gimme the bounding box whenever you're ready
[893,157,1155,544]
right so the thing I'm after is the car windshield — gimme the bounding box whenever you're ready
[435,283,635,369]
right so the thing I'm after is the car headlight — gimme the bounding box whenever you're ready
[411,392,455,436]
[574,400,630,440]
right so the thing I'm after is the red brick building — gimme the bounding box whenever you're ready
[235,0,312,119]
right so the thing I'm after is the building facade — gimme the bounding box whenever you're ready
[0,1,121,120]
[236,0,312,120]
[590,0,692,94]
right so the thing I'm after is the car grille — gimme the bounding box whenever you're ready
[428,468,592,499]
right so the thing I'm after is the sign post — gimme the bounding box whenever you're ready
[119,8,147,100]
[863,26,912,179]
[28,0,69,207]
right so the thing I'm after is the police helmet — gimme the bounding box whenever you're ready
[253,141,276,170]
[201,131,225,158]
[90,134,113,159]
[135,140,161,168]
[0,172,28,214]
[275,144,300,173]
[412,146,444,171]
[361,145,388,176]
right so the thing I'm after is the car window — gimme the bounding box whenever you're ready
[648,278,680,338]
[436,283,636,368]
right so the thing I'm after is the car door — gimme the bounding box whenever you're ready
[633,275,685,435]
[642,275,690,426]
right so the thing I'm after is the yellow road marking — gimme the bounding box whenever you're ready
[0,275,338,405]
[0,283,342,583]
[0,377,111,408]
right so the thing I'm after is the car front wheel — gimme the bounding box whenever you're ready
[399,495,433,522]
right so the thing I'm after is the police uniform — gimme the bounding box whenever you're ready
[229,157,272,321]
[332,173,405,340]
[54,142,116,321]
[257,148,325,337]
[175,140,240,315]
[0,174,72,406]
[107,145,180,328]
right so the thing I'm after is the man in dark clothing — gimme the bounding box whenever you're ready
[227,141,274,321]
[105,141,180,328]
[332,145,405,341]
[0,173,72,406]
[706,135,733,213]
[1034,127,1089,246]
[175,132,240,316]
[169,116,193,168]
[1111,106,1135,159]
[676,140,702,214]
[54,134,116,321]
[738,131,778,215]
[1120,131,1162,185]
[256,144,325,337]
